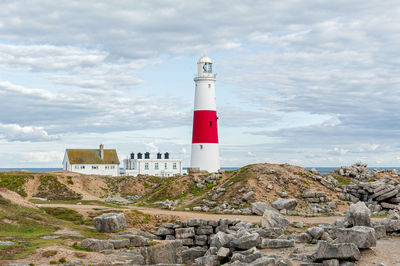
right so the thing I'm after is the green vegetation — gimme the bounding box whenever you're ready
[225,167,251,186]
[303,180,310,187]
[34,175,82,200]
[43,207,84,225]
[333,175,352,186]
[59,257,67,263]
[72,242,90,251]
[0,172,33,197]
[66,176,74,185]
[125,210,151,225]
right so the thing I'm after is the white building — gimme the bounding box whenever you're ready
[62,144,120,176]
[123,152,183,177]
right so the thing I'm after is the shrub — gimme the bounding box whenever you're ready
[44,207,84,224]
[42,250,58,258]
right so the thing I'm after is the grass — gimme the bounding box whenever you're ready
[34,175,82,200]
[0,172,33,197]
[333,175,352,186]
[42,250,58,258]
[125,210,151,225]
[43,207,84,225]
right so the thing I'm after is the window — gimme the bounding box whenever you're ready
[105,165,109,169]
[209,121,212,127]
[145,162,149,170]
[173,163,177,169]
[80,165,85,169]
[200,145,203,150]
[111,165,115,169]
[208,84,211,88]
[165,163,168,169]
[155,162,159,170]
[92,165,98,170]
[74,165,79,169]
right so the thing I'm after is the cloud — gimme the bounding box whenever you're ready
[22,151,64,163]
[0,123,58,142]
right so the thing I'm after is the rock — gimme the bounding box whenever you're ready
[313,241,361,261]
[251,202,274,215]
[217,246,230,259]
[260,239,294,248]
[231,249,262,263]
[187,219,207,227]
[302,191,316,198]
[376,189,398,202]
[373,225,386,239]
[231,232,260,250]
[322,259,339,266]
[210,231,234,249]
[260,208,289,230]
[307,227,325,240]
[0,241,15,246]
[182,247,207,263]
[193,206,202,211]
[93,212,127,233]
[175,227,195,239]
[255,227,284,238]
[276,258,293,266]
[345,202,371,227]
[335,226,376,249]
[140,240,183,265]
[250,257,276,265]
[311,168,319,174]
[243,191,255,201]
[156,227,175,236]
[272,198,298,210]
[296,232,312,243]
[80,239,113,252]
[109,238,130,249]
[126,235,151,247]
[196,226,213,235]
[195,235,208,246]
[194,255,219,266]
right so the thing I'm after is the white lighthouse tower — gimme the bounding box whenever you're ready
[190,55,220,173]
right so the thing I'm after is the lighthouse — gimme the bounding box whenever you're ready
[190,55,220,173]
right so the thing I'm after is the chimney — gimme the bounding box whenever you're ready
[100,144,104,160]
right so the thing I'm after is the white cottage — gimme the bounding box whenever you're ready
[62,144,120,176]
[123,152,183,177]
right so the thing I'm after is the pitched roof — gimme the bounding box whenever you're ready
[66,149,120,165]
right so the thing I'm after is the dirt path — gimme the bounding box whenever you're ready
[39,203,348,224]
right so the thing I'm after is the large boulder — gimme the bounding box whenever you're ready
[345,202,371,227]
[182,247,207,263]
[259,239,294,249]
[194,255,219,266]
[210,231,235,249]
[80,239,113,252]
[175,227,195,239]
[272,198,298,210]
[140,240,183,264]
[307,227,325,240]
[335,226,376,249]
[231,232,260,250]
[260,208,289,230]
[93,212,126,233]
[313,241,361,261]
[251,202,274,215]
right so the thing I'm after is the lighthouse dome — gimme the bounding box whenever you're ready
[198,55,212,64]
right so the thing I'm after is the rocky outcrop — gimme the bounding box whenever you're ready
[335,226,376,249]
[93,212,126,233]
[260,208,289,230]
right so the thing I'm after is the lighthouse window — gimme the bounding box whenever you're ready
[209,121,212,127]
[200,145,203,150]
[208,84,211,88]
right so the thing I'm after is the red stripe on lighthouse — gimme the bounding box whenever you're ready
[192,110,219,143]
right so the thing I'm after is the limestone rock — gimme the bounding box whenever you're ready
[194,255,219,266]
[80,239,113,252]
[313,241,361,261]
[93,212,126,233]
[140,240,183,265]
[272,198,298,210]
[260,208,289,230]
[335,226,376,249]
[345,202,371,227]
[260,239,294,249]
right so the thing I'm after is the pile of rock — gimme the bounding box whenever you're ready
[153,199,181,209]
[333,162,375,181]
[338,177,400,215]
[301,191,337,214]
[155,214,293,265]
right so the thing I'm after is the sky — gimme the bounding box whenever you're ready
[0,0,400,168]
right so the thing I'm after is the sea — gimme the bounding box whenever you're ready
[1,167,400,175]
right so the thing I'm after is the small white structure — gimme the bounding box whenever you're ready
[62,144,120,177]
[123,152,183,177]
